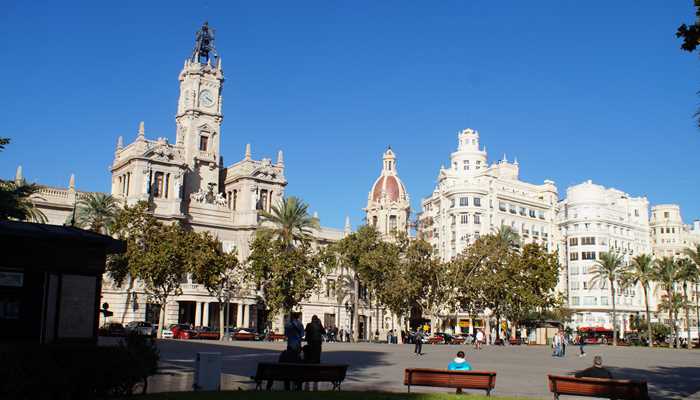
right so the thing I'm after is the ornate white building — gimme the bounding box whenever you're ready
[417,128,560,335]
[365,148,410,238]
[418,128,559,261]
[20,24,391,337]
[557,180,653,331]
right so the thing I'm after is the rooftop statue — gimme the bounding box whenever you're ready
[192,21,217,63]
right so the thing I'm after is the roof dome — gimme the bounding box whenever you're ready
[369,148,408,203]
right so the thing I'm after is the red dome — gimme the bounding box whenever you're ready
[371,175,405,202]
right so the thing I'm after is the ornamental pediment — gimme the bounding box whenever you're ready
[144,143,184,164]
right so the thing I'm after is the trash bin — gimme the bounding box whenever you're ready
[193,352,221,391]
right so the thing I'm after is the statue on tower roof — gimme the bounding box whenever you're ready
[191,21,217,63]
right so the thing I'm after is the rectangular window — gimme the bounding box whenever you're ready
[570,266,579,275]
[570,252,579,261]
[571,297,580,306]
[474,214,481,225]
[389,215,397,231]
[582,237,596,245]
[499,202,506,211]
[569,238,578,246]
[460,214,468,224]
[601,296,608,305]
[519,207,526,216]
[199,135,209,151]
[450,199,455,208]
[582,251,596,260]
[459,197,468,206]
[529,209,536,218]
[538,210,545,219]
[474,197,481,207]
[509,205,516,214]
[153,172,164,198]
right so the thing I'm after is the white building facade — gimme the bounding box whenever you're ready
[417,128,560,334]
[557,180,652,331]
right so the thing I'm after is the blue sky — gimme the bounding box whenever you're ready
[1,1,698,229]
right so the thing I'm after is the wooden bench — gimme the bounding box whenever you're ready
[548,375,649,400]
[251,362,348,391]
[404,368,497,396]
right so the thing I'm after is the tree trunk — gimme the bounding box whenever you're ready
[611,281,617,346]
[219,301,225,341]
[120,274,135,324]
[157,300,167,339]
[684,284,691,351]
[352,278,359,342]
[643,285,653,348]
[696,283,700,349]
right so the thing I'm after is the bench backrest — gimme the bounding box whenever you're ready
[548,375,649,400]
[255,363,348,382]
[404,368,496,390]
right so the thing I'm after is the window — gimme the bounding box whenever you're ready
[570,280,579,290]
[153,172,164,198]
[519,207,526,216]
[634,209,639,217]
[459,197,468,206]
[569,238,578,246]
[570,252,579,261]
[372,216,378,227]
[601,296,608,305]
[325,280,336,298]
[582,251,596,260]
[509,205,516,214]
[529,209,536,218]
[389,215,397,231]
[583,281,588,290]
[460,214,468,224]
[570,266,579,275]
[199,135,209,151]
[583,296,597,306]
[538,210,545,219]
[499,202,506,211]
[474,214,481,225]
[474,197,481,207]
[571,297,580,306]
[232,190,238,210]
[450,199,455,208]
[581,237,596,245]
[664,212,670,218]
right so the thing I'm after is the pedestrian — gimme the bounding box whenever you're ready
[284,312,304,353]
[575,355,613,379]
[576,333,586,357]
[475,329,484,350]
[304,315,325,364]
[561,331,567,356]
[552,331,561,357]
[414,330,423,355]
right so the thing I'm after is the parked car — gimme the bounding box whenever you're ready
[435,332,465,345]
[170,324,194,339]
[161,325,174,339]
[99,322,126,337]
[232,328,261,341]
[191,326,220,340]
[125,321,155,337]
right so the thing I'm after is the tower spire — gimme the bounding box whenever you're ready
[344,216,351,234]
[117,136,123,150]
[69,174,75,191]
[245,143,251,160]
[277,150,284,166]
[137,121,145,140]
[15,165,23,184]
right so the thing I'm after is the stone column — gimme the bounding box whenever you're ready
[236,303,245,327]
[194,301,202,327]
[202,302,209,327]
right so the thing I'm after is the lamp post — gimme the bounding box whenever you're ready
[345,301,354,343]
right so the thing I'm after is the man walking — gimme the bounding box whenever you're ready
[475,329,484,350]
[284,312,304,354]
[414,330,423,355]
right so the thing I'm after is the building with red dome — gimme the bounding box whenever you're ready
[365,148,411,238]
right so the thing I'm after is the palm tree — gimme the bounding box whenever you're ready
[0,180,47,223]
[258,196,318,249]
[658,292,684,347]
[684,245,700,345]
[677,258,698,351]
[626,254,655,347]
[75,193,119,234]
[589,252,626,346]
[654,257,681,348]
[493,225,521,249]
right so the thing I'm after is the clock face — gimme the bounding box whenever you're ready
[199,89,215,107]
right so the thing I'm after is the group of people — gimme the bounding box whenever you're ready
[553,330,588,358]
[282,313,325,364]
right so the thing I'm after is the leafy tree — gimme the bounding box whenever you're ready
[258,196,319,249]
[502,243,561,337]
[246,230,326,320]
[684,244,700,339]
[589,252,626,346]
[74,192,119,234]
[676,2,700,128]
[625,254,656,347]
[654,256,682,348]
[0,137,9,150]
[189,232,243,339]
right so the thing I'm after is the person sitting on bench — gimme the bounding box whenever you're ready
[447,350,472,394]
[574,355,613,379]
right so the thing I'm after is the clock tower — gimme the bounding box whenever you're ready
[175,22,224,199]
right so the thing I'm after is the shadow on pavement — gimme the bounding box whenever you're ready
[606,366,700,400]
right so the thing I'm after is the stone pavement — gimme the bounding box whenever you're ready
[149,339,700,399]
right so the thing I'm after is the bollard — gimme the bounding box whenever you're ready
[193,352,221,391]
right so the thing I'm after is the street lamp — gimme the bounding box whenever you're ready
[345,301,354,342]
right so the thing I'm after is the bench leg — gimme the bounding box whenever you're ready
[486,389,491,397]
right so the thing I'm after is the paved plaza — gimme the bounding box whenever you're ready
[146,339,700,399]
